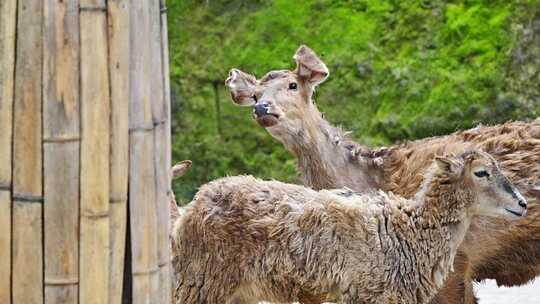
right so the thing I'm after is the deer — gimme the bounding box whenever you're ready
[172,151,527,304]
[225,45,540,303]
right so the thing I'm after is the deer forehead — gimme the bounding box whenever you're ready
[259,70,298,86]
[470,157,499,173]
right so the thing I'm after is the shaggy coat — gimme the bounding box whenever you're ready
[172,153,525,304]
[380,121,540,303]
[226,45,540,304]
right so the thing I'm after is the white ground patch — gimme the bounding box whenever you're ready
[475,278,540,303]
[259,278,540,304]
[258,279,540,304]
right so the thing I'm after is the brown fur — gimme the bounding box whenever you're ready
[381,121,540,301]
[172,152,525,304]
[226,45,540,303]
[169,160,193,304]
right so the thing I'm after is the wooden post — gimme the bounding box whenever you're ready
[159,0,174,302]
[12,1,44,303]
[1,0,173,302]
[129,2,160,303]
[0,0,16,303]
[108,1,130,304]
[80,0,111,303]
[43,1,80,303]
[149,1,172,303]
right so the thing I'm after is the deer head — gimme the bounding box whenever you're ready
[225,45,329,138]
[435,151,527,220]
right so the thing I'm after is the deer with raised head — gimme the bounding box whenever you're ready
[225,45,540,303]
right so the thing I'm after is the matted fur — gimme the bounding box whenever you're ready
[225,45,540,304]
[172,152,525,304]
[380,121,540,302]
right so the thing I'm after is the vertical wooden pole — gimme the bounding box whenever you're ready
[159,0,172,183]
[2,0,173,302]
[157,0,174,303]
[129,2,160,303]
[0,0,17,303]
[43,1,80,303]
[80,0,110,303]
[149,1,172,303]
[108,1,130,303]
[12,1,44,303]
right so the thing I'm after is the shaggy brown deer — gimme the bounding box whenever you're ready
[225,45,540,303]
[172,152,527,304]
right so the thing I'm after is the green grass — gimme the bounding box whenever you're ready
[168,0,540,204]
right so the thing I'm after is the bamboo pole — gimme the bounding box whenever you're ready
[129,131,160,304]
[0,0,16,302]
[108,1,130,303]
[158,0,175,303]
[159,0,172,182]
[43,146,80,303]
[149,1,172,303]
[43,1,80,303]
[0,191,11,304]
[12,1,44,303]
[2,0,174,302]
[80,0,111,303]
[129,2,160,303]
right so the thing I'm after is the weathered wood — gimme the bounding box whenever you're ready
[160,0,173,178]
[160,0,174,299]
[129,130,159,304]
[150,0,165,123]
[154,122,171,304]
[45,285,79,304]
[43,1,80,303]
[0,0,16,184]
[149,0,172,303]
[0,0,16,302]
[12,1,44,303]
[44,143,79,304]
[80,0,111,303]
[3,0,173,301]
[129,1,160,303]
[12,0,43,201]
[129,1,153,130]
[160,0,173,215]
[12,202,43,304]
[0,192,11,304]
[108,1,130,303]
[43,0,80,140]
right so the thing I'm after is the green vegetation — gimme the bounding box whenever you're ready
[168,0,540,204]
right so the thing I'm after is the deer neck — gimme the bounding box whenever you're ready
[270,105,380,191]
[412,174,473,288]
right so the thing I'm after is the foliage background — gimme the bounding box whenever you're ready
[168,0,540,204]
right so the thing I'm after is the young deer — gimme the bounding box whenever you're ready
[172,151,527,304]
[225,45,540,303]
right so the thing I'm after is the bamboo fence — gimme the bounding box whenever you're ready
[0,1,173,303]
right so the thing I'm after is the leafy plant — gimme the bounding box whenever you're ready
[168,0,540,204]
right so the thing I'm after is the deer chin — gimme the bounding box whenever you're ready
[256,114,279,127]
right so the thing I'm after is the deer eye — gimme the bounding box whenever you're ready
[474,170,490,178]
[288,82,298,90]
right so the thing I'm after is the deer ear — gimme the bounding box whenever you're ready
[293,45,329,86]
[225,69,257,107]
[171,160,192,179]
[435,156,461,175]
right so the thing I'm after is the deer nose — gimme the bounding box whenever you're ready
[254,103,269,117]
[518,199,527,209]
